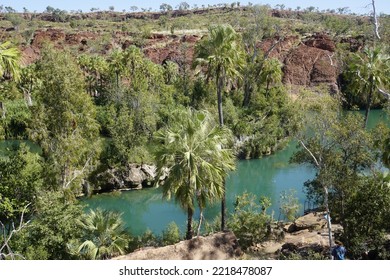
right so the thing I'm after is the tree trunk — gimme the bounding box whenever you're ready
[216,69,227,231]
[364,79,374,128]
[221,191,226,231]
[217,74,224,126]
[197,208,204,237]
[0,102,5,119]
[186,207,194,240]
[324,186,333,259]
[242,79,252,107]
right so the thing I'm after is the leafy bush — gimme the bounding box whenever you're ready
[161,222,182,246]
[228,192,272,249]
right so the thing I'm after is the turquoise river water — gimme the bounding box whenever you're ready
[1,110,388,236]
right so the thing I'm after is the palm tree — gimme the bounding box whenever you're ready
[154,108,235,239]
[108,49,128,95]
[69,209,130,260]
[0,41,21,81]
[347,46,390,128]
[260,58,283,98]
[194,24,244,126]
[194,24,243,230]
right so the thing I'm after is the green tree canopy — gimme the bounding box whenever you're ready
[346,46,390,127]
[68,209,130,260]
[154,108,235,239]
[30,46,100,196]
[0,41,21,81]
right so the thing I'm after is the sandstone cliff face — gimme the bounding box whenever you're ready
[259,33,339,92]
[22,29,346,91]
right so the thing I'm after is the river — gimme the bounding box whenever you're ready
[83,110,389,236]
[1,110,388,236]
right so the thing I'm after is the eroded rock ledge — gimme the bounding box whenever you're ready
[93,164,168,193]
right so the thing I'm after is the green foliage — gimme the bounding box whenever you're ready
[343,173,390,259]
[68,208,130,260]
[0,144,42,224]
[161,222,181,246]
[12,192,84,260]
[0,99,31,139]
[0,41,21,81]
[30,46,100,194]
[228,192,272,249]
[279,189,300,222]
[128,229,159,252]
[344,46,390,127]
[154,108,236,239]
[194,23,244,125]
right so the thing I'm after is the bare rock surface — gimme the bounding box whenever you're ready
[114,231,242,260]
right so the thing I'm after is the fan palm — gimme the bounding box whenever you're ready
[70,209,130,260]
[154,108,235,239]
[194,24,243,230]
[0,41,21,81]
[347,46,390,128]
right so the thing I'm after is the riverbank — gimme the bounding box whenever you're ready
[113,211,342,260]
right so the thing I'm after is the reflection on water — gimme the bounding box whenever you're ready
[83,110,389,235]
[83,140,315,236]
[1,110,388,235]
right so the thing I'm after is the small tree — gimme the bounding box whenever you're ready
[346,47,390,128]
[178,2,190,11]
[160,3,172,12]
[68,209,130,260]
[228,192,272,249]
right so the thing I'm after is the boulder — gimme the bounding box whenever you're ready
[304,33,336,52]
[141,164,157,180]
[293,212,327,231]
[125,164,146,187]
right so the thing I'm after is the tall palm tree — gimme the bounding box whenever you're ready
[69,209,130,260]
[260,58,283,98]
[347,46,390,128]
[154,109,235,239]
[0,41,21,81]
[194,24,243,230]
[194,24,244,126]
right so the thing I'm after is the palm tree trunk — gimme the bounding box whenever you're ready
[216,71,227,231]
[186,207,194,240]
[242,81,252,107]
[217,74,224,126]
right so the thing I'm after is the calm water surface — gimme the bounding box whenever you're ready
[1,110,388,236]
[83,110,389,235]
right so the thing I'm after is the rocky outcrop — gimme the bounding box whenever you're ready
[21,26,348,93]
[291,212,328,231]
[95,163,168,192]
[282,33,338,91]
[114,231,242,260]
[249,213,343,259]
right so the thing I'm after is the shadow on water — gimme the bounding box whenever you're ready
[82,140,316,236]
[1,110,388,236]
[82,110,389,235]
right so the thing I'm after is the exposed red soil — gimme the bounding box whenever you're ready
[20,27,362,90]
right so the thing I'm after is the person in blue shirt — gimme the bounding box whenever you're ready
[332,240,346,260]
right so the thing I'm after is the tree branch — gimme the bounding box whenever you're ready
[298,139,320,167]
[378,88,390,100]
[372,0,381,40]
[0,203,30,260]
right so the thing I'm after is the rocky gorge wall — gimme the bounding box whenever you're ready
[17,27,364,93]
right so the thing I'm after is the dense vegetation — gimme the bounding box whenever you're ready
[1,3,390,260]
